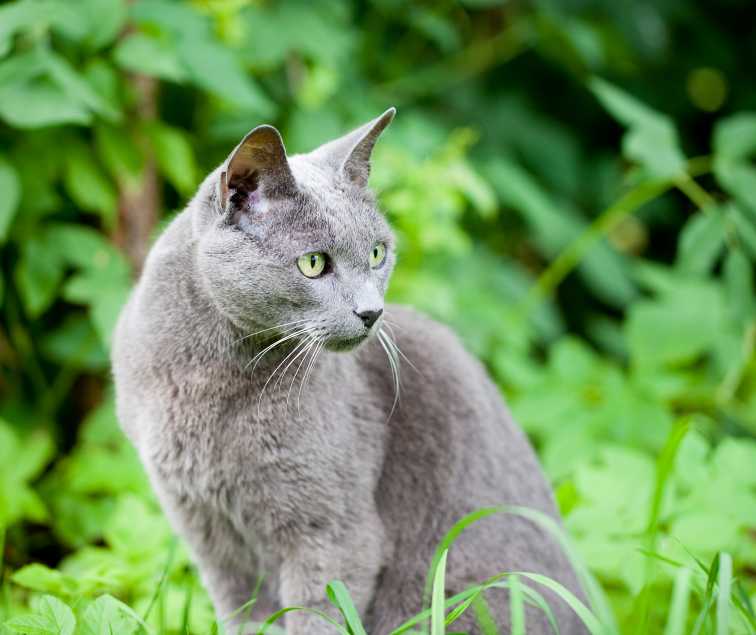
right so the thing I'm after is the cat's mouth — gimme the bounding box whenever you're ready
[326,333,370,352]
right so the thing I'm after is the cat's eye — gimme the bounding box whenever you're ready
[370,242,387,269]
[297,252,327,278]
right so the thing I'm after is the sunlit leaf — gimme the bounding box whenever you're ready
[113,32,187,82]
[5,595,76,635]
[590,77,686,179]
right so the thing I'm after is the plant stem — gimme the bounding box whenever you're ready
[521,179,672,314]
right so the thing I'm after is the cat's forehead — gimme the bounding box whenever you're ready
[286,156,387,233]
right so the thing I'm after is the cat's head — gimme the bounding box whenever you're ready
[195,108,396,351]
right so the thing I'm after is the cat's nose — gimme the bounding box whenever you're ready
[354,308,383,329]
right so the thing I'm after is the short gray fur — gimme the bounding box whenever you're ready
[112,109,588,634]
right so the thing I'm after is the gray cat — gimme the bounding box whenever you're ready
[112,109,588,634]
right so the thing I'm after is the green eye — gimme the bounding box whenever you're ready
[297,252,327,278]
[370,242,387,268]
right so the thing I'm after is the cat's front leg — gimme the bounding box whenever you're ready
[146,472,275,630]
[277,508,386,635]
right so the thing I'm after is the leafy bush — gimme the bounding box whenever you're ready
[0,0,754,633]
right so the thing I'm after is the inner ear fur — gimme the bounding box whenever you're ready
[219,125,295,210]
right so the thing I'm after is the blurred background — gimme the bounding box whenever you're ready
[0,0,755,633]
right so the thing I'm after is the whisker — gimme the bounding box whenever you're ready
[257,335,313,417]
[245,327,311,373]
[233,318,310,344]
[381,322,419,374]
[377,330,400,421]
[298,339,325,416]
[286,336,320,412]
[274,334,317,393]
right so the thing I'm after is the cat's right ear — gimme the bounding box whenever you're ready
[218,125,295,219]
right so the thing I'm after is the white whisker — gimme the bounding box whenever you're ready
[287,336,320,412]
[233,318,310,344]
[382,322,419,373]
[298,339,325,416]
[275,334,317,393]
[257,334,313,417]
[245,327,311,373]
[377,329,400,421]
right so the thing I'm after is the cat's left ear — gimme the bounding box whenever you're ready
[313,107,396,187]
[218,125,295,214]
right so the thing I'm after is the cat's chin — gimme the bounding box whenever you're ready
[325,333,370,352]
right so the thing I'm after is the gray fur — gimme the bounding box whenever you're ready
[112,109,588,634]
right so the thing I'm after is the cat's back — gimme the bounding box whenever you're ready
[375,304,551,504]
[368,305,587,634]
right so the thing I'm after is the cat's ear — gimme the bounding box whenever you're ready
[218,125,295,213]
[314,107,396,187]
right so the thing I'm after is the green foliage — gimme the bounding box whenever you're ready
[1,0,755,633]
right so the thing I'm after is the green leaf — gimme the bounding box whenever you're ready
[62,267,131,346]
[714,158,756,215]
[484,158,636,307]
[94,124,144,189]
[144,121,197,195]
[5,594,76,635]
[0,154,21,242]
[10,565,79,596]
[713,111,756,161]
[14,234,65,317]
[71,0,128,50]
[626,278,725,367]
[40,315,108,370]
[0,1,39,57]
[726,202,756,258]
[176,37,275,115]
[723,248,754,325]
[0,76,91,128]
[130,0,210,40]
[63,143,118,225]
[43,49,120,122]
[112,32,187,82]
[0,48,118,128]
[78,595,144,635]
[676,209,725,274]
[589,77,686,178]
[9,429,54,483]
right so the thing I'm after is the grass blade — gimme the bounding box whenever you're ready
[181,583,193,635]
[445,590,482,627]
[255,606,349,635]
[692,595,716,635]
[472,594,497,635]
[142,538,177,622]
[509,575,525,635]
[732,581,756,632]
[327,580,368,635]
[514,572,604,635]
[717,553,732,635]
[423,505,614,632]
[231,573,266,631]
[431,550,448,635]
[664,567,692,635]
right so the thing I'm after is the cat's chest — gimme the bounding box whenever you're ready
[150,376,363,497]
